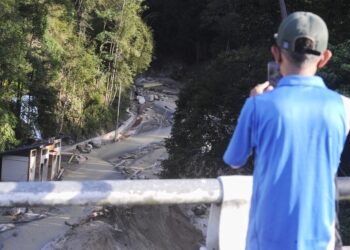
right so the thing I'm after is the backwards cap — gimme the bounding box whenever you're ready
[275,12,328,55]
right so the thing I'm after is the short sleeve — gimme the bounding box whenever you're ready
[223,98,256,168]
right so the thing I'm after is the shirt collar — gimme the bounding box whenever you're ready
[277,75,326,88]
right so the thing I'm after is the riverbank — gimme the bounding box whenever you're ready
[0,76,207,250]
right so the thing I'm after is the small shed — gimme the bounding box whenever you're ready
[0,139,62,182]
[0,146,38,182]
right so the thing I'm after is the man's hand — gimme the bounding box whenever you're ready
[249,81,274,97]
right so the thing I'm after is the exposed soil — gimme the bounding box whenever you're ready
[45,205,203,250]
[0,76,208,250]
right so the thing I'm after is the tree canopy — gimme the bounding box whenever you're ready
[0,0,153,147]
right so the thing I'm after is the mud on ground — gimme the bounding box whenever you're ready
[43,140,207,250]
[40,76,207,250]
[45,205,204,250]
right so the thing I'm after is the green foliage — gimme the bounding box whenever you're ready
[93,0,153,105]
[147,0,350,62]
[162,47,269,178]
[0,106,18,152]
[319,40,350,96]
[0,0,48,143]
[0,0,153,144]
[0,0,32,86]
[146,0,279,62]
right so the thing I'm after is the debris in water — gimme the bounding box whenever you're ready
[0,224,15,232]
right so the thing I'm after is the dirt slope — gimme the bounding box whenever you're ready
[47,205,203,250]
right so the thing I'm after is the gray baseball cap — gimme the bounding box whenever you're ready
[275,12,328,55]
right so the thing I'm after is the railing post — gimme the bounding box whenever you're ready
[206,176,253,250]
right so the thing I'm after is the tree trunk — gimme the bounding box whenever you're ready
[114,81,122,141]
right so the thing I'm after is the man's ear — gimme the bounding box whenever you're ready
[317,50,332,69]
[271,46,280,63]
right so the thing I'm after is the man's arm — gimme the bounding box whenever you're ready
[223,98,255,168]
[223,82,273,167]
[224,81,274,168]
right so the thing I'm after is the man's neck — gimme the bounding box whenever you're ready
[280,59,317,76]
[281,63,317,77]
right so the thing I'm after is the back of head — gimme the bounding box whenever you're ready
[275,12,329,67]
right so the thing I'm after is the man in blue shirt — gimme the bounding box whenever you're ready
[224,12,350,250]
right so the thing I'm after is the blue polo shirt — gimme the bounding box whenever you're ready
[224,75,350,250]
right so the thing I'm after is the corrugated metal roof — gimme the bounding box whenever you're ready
[0,142,51,157]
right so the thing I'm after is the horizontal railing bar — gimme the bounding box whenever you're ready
[0,179,222,207]
[0,177,349,207]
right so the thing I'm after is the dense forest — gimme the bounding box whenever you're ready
[0,0,153,151]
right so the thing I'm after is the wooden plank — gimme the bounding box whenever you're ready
[59,152,74,155]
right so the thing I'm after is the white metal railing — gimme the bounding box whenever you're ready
[0,179,221,207]
[0,176,349,250]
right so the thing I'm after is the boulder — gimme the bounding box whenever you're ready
[0,224,15,232]
[136,96,145,104]
[75,155,88,164]
[76,143,92,153]
[191,204,207,217]
[14,212,47,223]
[86,144,93,151]
[76,144,85,153]
[89,139,102,148]
[135,77,147,87]
[147,95,154,102]
[6,207,27,216]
